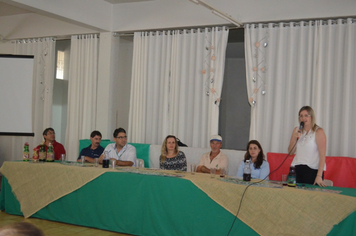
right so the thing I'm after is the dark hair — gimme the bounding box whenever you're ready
[43,127,54,136]
[0,222,44,236]
[90,130,102,138]
[113,127,126,138]
[244,140,265,169]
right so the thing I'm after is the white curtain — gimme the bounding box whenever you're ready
[312,19,356,157]
[5,38,56,152]
[245,19,356,157]
[129,27,229,148]
[65,34,99,161]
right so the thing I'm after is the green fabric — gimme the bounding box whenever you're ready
[299,184,356,198]
[2,176,356,236]
[129,143,150,168]
[78,140,150,167]
[1,173,257,236]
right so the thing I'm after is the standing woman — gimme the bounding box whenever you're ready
[236,140,270,180]
[288,106,326,187]
[160,135,187,171]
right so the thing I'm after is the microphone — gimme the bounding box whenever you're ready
[298,121,305,132]
[297,121,304,139]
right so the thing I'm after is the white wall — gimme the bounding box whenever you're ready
[0,13,98,40]
[115,36,133,134]
[52,79,68,144]
[3,0,356,35]
[112,0,356,32]
[8,0,112,31]
[0,42,14,54]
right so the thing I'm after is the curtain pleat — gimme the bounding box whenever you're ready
[245,19,356,157]
[129,27,229,148]
[0,38,55,162]
[313,19,356,157]
[14,38,55,148]
[65,34,99,161]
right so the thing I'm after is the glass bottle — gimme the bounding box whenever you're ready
[32,148,39,163]
[23,142,30,161]
[46,143,54,162]
[243,160,251,181]
[39,142,46,162]
[102,151,109,168]
[287,166,297,187]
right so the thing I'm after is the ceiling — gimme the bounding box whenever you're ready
[0,0,153,17]
[0,2,32,16]
[104,0,152,3]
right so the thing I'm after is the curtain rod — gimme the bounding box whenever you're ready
[189,0,242,27]
[245,17,355,28]
[113,25,233,37]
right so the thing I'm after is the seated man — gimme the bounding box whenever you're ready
[196,135,228,174]
[36,127,66,160]
[77,130,104,163]
[99,127,137,166]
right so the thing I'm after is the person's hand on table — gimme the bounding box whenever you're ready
[98,154,104,164]
[200,165,210,173]
[313,176,326,187]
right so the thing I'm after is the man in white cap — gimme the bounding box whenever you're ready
[196,135,228,174]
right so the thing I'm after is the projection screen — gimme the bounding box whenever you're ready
[0,54,34,136]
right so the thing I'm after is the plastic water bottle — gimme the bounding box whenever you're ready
[23,142,30,161]
[46,143,54,162]
[287,166,297,187]
[39,142,46,162]
[243,160,251,181]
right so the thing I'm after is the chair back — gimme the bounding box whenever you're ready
[324,179,333,186]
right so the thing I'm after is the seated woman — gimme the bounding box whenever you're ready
[160,135,187,171]
[236,140,270,180]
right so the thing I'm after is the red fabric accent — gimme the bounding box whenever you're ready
[267,152,356,188]
[267,153,295,181]
[324,156,356,188]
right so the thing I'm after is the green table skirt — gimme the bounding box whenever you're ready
[1,172,356,236]
[1,172,256,236]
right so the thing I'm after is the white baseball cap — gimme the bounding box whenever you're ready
[210,135,222,142]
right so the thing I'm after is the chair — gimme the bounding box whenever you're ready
[323,179,333,186]
[136,158,145,168]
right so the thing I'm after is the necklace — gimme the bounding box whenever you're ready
[300,130,313,146]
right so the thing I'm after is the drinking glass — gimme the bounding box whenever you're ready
[111,159,116,169]
[282,174,288,186]
[210,168,216,178]
[219,168,226,178]
[190,164,196,175]
[61,154,66,163]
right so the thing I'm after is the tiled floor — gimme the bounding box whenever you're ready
[0,211,132,236]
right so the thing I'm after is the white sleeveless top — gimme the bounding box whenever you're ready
[291,127,326,171]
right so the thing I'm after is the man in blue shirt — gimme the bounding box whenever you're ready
[77,130,104,163]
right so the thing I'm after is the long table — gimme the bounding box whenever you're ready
[1,162,356,236]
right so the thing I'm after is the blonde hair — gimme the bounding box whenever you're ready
[298,106,318,132]
[160,135,179,162]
